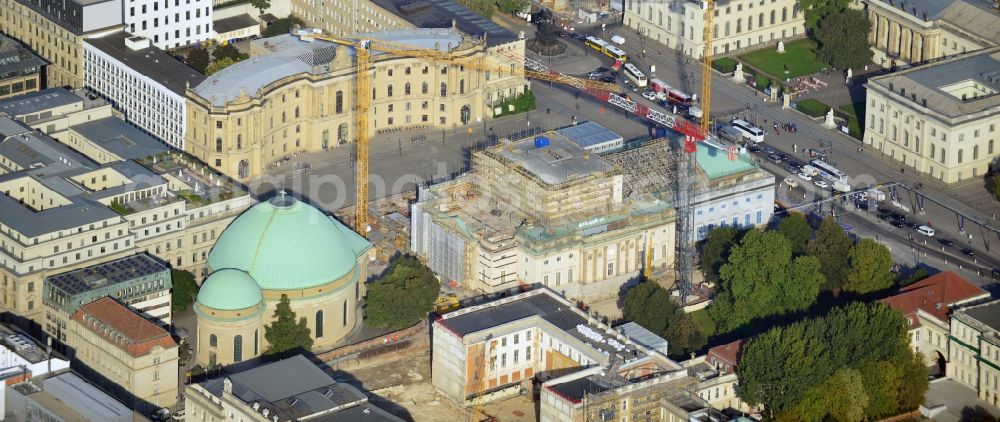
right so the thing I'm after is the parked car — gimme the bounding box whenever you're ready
[937,238,954,247]
[641,90,657,100]
[890,219,905,228]
[599,76,616,83]
[768,154,782,163]
[991,268,1000,279]
[962,248,976,257]
[172,410,186,421]
[797,172,813,181]
[783,177,799,187]
[905,221,920,229]
[783,164,798,173]
[813,180,829,189]
[595,66,610,73]
[588,71,603,79]
[916,225,935,236]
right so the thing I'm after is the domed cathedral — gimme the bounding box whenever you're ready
[193,193,372,367]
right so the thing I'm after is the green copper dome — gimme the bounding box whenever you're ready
[197,269,262,311]
[207,195,371,291]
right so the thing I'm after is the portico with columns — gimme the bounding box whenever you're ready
[867,6,938,66]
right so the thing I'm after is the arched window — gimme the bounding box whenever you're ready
[460,79,465,95]
[770,10,775,25]
[209,334,217,347]
[215,137,222,152]
[387,84,393,97]
[238,160,249,178]
[405,82,411,95]
[343,300,348,326]
[647,5,652,19]
[281,111,286,123]
[990,139,995,154]
[294,107,300,118]
[254,329,259,355]
[736,18,742,33]
[316,310,324,338]
[958,149,964,164]
[234,335,243,362]
[422,82,428,94]
[713,24,719,38]
[335,90,344,113]
[930,143,936,159]
[725,21,730,36]
[759,13,764,28]
[973,145,979,160]
[440,82,447,97]
[748,16,753,30]
[236,134,242,150]
[658,10,663,25]
[782,7,787,22]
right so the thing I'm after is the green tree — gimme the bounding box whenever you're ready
[664,313,707,357]
[264,294,313,356]
[805,217,853,292]
[206,57,237,76]
[535,21,560,47]
[777,213,812,255]
[497,0,527,13]
[456,0,493,17]
[249,0,269,12]
[698,226,740,285]
[262,17,305,38]
[711,230,823,332]
[364,255,440,330]
[815,9,873,69]
[844,238,896,294]
[896,351,930,411]
[186,48,210,74]
[623,280,677,336]
[992,174,1000,200]
[171,269,199,312]
[212,44,247,62]
[799,0,850,33]
[859,360,903,419]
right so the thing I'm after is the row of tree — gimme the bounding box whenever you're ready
[622,281,707,358]
[456,0,528,18]
[703,214,897,333]
[800,0,873,69]
[737,302,928,420]
[184,44,249,75]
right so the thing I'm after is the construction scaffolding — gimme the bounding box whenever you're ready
[602,138,676,199]
[580,371,698,422]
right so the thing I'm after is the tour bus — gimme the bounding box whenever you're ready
[667,89,694,106]
[731,118,766,143]
[623,63,648,88]
[810,159,849,184]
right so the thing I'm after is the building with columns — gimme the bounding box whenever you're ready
[948,300,1000,408]
[864,0,1000,67]
[864,47,1000,183]
[623,0,806,59]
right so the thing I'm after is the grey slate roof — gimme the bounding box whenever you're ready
[869,48,1000,118]
[45,253,167,296]
[71,117,168,160]
[213,14,259,34]
[0,88,82,117]
[961,300,1000,332]
[369,0,519,46]
[199,355,399,421]
[84,31,205,96]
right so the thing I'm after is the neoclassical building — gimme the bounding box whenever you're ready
[864,0,1000,66]
[185,28,528,181]
[624,0,805,58]
[194,194,373,367]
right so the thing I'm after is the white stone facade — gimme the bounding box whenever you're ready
[124,0,213,49]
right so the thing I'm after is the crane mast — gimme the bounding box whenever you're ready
[354,41,372,235]
[701,0,715,132]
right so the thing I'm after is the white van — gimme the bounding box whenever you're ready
[799,164,819,176]
[731,118,766,143]
[916,225,935,237]
[610,34,626,45]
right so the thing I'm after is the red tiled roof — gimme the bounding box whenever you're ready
[880,271,988,329]
[706,339,745,374]
[73,297,176,358]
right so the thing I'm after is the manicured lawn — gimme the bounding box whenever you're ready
[838,102,866,140]
[712,57,739,73]
[739,39,826,80]
[795,98,830,118]
[689,308,717,338]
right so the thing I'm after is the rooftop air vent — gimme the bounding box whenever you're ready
[125,36,152,51]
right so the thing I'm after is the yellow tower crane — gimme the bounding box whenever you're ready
[299,32,619,237]
[701,0,716,132]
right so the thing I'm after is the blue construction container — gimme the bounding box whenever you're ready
[654,127,667,138]
[534,136,550,148]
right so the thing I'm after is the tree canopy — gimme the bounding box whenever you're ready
[171,269,199,312]
[456,0,493,17]
[710,230,824,333]
[212,44,247,62]
[737,302,927,420]
[264,294,313,357]
[497,0,528,14]
[623,281,706,357]
[249,0,269,12]
[698,226,741,285]
[776,213,812,255]
[185,48,209,74]
[799,0,850,33]
[364,255,441,330]
[844,238,896,294]
[206,57,237,76]
[805,217,853,292]
[815,9,874,69]
[535,21,561,47]
[262,17,305,38]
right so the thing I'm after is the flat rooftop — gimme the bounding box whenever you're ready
[213,13,258,34]
[25,372,132,421]
[438,289,648,365]
[555,121,623,148]
[369,0,519,47]
[0,34,45,78]
[45,253,167,296]
[85,31,205,96]
[0,88,83,117]
[71,117,168,160]
[958,300,1000,332]
[869,47,1000,118]
[694,141,757,179]
[490,134,616,186]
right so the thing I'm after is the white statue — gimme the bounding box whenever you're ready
[732,62,745,83]
[845,68,853,83]
[823,108,837,129]
[777,41,785,53]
